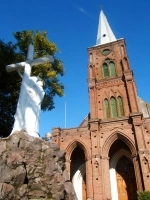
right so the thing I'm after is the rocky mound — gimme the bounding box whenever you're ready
[0,130,77,200]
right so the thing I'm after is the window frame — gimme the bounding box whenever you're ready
[104,98,110,119]
[117,96,124,117]
[102,59,116,78]
[110,97,118,118]
[104,96,124,119]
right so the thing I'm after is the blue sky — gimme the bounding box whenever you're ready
[1,0,150,137]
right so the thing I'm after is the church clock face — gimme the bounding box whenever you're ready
[102,49,111,55]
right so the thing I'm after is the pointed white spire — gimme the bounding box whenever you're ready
[96,10,116,45]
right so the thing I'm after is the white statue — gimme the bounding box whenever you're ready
[6,44,53,137]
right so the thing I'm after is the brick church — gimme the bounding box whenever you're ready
[52,10,150,200]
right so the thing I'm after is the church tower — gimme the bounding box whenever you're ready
[52,10,150,200]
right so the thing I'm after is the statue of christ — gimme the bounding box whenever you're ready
[6,44,53,137]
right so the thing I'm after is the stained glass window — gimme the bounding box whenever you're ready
[109,62,116,76]
[104,99,110,118]
[103,63,109,77]
[110,97,118,118]
[118,96,124,116]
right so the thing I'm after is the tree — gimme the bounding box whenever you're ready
[0,41,22,137]
[0,31,64,137]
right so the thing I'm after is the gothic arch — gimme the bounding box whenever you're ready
[102,57,110,63]
[110,149,132,168]
[65,139,90,161]
[102,131,136,157]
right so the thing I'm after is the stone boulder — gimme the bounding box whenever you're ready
[0,130,77,200]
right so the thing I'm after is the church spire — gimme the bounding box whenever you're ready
[96,10,116,45]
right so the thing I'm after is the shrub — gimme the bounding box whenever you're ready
[137,191,150,200]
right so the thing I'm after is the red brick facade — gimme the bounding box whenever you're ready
[52,39,150,200]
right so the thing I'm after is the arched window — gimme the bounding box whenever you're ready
[104,96,124,119]
[103,63,109,77]
[105,58,110,64]
[110,97,118,118]
[117,96,124,116]
[102,59,116,78]
[104,99,110,118]
[109,62,116,76]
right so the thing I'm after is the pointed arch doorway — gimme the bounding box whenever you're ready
[109,139,137,200]
[70,145,87,200]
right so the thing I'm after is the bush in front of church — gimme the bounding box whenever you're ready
[137,191,150,200]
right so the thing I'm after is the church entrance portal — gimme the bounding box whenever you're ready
[70,145,86,200]
[109,139,137,200]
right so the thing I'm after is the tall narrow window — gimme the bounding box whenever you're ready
[110,97,118,118]
[103,63,109,77]
[109,62,116,76]
[104,99,110,118]
[117,96,124,116]
[102,59,116,78]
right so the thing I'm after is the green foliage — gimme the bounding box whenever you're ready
[13,31,64,111]
[137,191,150,200]
[0,31,64,137]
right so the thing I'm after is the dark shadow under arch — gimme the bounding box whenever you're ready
[102,131,136,157]
[65,140,89,162]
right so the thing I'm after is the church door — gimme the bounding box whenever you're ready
[116,173,128,200]
[116,156,137,200]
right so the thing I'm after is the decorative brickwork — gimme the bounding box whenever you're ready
[52,39,150,200]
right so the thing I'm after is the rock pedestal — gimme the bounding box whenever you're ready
[0,130,77,200]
